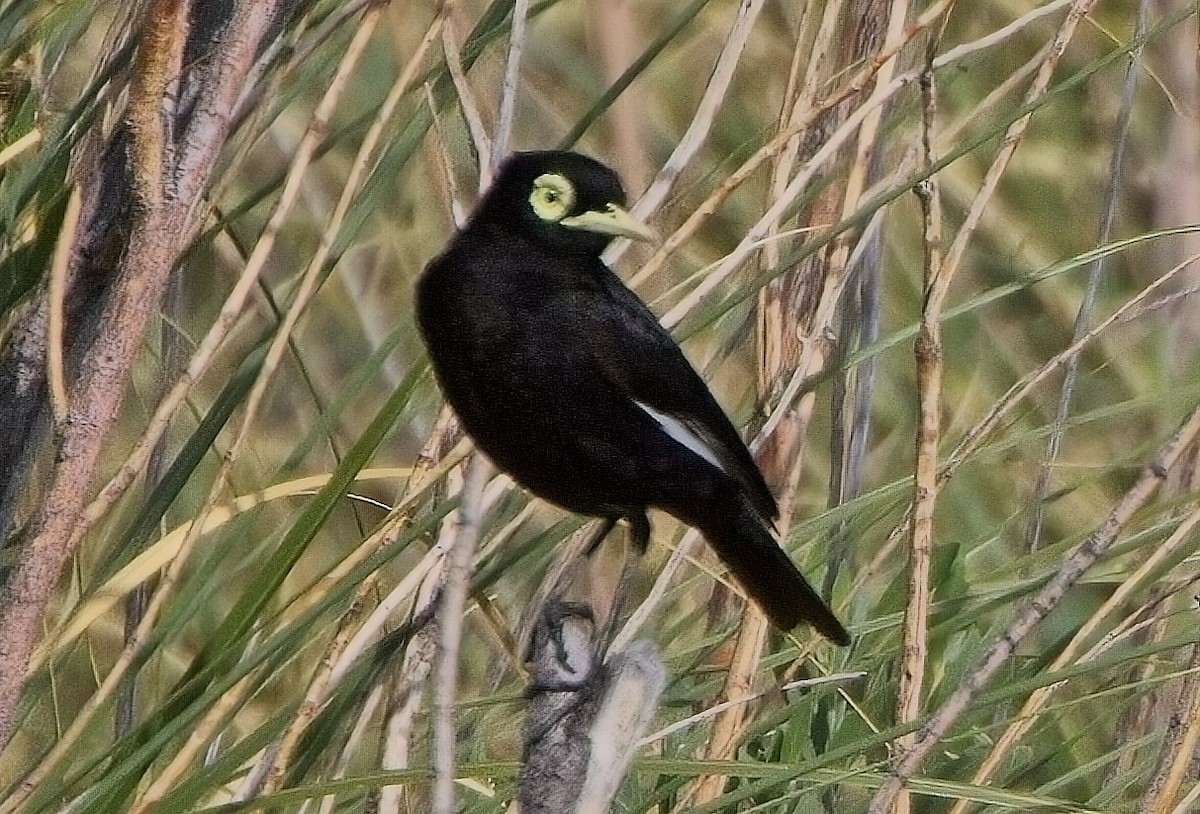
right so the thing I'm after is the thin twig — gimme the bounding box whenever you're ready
[610,529,702,653]
[432,453,491,814]
[949,500,1200,814]
[946,248,1200,478]
[856,2,1188,592]
[936,0,1073,66]
[46,185,82,426]
[318,682,384,814]
[117,13,384,805]
[866,401,1200,813]
[623,0,947,296]
[378,618,439,814]
[0,0,191,751]
[940,0,1101,284]
[1141,642,1200,813]
[442,18,492,189]
[855,236,1200,600]
[689,611,769,806]
[492,0,530,167]
[639,672,866,745]
[257,592,375,797]
[618,0,766,233]
[758,0,838,394]
[0,0,279,779]
[1025,0,1149,553]
[895,44,945,814]
[41,4,355,615]
[680,11,788,796]
[211,16,443,763]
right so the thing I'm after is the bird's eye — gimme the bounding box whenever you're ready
[529,173,576,222]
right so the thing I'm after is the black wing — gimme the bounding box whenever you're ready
[575,265,777,522]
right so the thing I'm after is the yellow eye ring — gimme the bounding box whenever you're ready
[529,173,576,222]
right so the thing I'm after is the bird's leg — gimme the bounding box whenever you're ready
[627,511,651,553]
[582,515,619,557]
[594,512,652,651]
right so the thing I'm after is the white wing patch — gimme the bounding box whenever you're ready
[634,401,726,472]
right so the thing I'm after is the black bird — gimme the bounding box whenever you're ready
[416,151,849,645]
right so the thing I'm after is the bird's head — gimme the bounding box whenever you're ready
[472,151,657,255]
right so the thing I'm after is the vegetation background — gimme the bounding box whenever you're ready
[0,0,1198,812]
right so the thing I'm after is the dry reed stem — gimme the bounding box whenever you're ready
[758,0,836,389]
[48,2,359,617]
[0,0,278,786]
[493,0,529,166]
[257,591,376,799]
[319,682,385,814]
[372,408,464,813]
[824,6,928,813]
[85,11,379,811]
[46,185,82,426]
[855,9,1163,602]
[218,11,427,785]
[812,8,913,691]
[755,0,840,526]
[442,16,492,189]
[432,453,491,814]
[695,0,917,779]
[866,400,1200,813]
[655,4,950,333]
[378,621,439,814]
[688,611,769,806]
[623,0,766,227]
[1,0,188,737]
[688,3,824,802]
[895,49,946,814]
[0,0,192,752]
[1142,642,1200,813]
[102,13,383,805]
[853,245,1200,802]
[844,35,1104,593]
[749,1,954,464]
[609,528,702,653]
[828,0,911,289]
[948,502,1200,814]
[200,17,446,792]
[426,17,533,805]
[625,0,952,289]
[9,446,461,814]
[940,0,1100,282]
[768,0,841,240]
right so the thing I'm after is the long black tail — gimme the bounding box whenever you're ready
[679,495,850,645]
